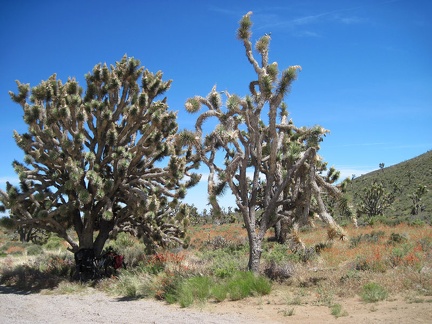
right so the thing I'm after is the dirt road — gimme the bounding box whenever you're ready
[1,285,431,324]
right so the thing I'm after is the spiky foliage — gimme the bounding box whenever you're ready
[183,13,346,272]
[0,181,50,244]
[0,56,200,256]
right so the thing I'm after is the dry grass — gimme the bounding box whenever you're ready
[183,222,432,307]
[270,223,432,303]
[188,223,248,249]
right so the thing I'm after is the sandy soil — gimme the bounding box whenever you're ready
[1,285,431,324]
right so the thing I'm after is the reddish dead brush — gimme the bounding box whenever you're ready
[189,223,247,249]
[5,245,25,255]
[145,251,187,275]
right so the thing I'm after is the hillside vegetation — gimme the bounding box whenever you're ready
[346,151,432,222]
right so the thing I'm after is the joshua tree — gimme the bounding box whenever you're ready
[0,56,200,257]
[357,181,395,218]
[409,185,428,215]
[183,12,346,272]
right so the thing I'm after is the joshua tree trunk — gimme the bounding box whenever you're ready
[248,235,263,273]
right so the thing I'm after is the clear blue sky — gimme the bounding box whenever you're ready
[1,0,431,212]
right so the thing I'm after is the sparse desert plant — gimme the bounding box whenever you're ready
[315,286,335,306]
[284,294,303,306]
[54,281,89,294]
[330,303,348,318]
[281,307,295,316]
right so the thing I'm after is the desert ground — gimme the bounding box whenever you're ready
[1,285,431,324]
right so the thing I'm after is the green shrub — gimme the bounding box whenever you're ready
[178,288,194,308]
[263,242,320,264]
[211,284,228,302]
[360,282,388,302]
[177,276,212,307]
[251,273,272,295]
[164,271,271,307]
[110,232,137,249]
[200,248,246,277]
[350,231,385,248]
[387,232,408,245]
[418,237,432,251]
[213,259,239,278]
[340,270,361,283]
[34,253,74,276]
[26,244,44,256]
[263,242,290,263]
[226,271,271,301]
[43,236,64,250]
[121,244,146,268]
[119,275,140,298]
[408,219,426,227]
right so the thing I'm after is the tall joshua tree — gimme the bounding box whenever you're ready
[183,12,346,272]
[0,55,200,256]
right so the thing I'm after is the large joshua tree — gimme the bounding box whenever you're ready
[183,12,346,272]
[0,55,200,256]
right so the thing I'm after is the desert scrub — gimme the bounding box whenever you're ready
[360,282,388,302]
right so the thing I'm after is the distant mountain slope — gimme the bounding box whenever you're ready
[346,151,432,219]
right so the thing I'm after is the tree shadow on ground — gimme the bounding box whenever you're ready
[0,265,64,293]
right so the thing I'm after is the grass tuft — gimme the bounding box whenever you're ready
[361,282,388,302]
